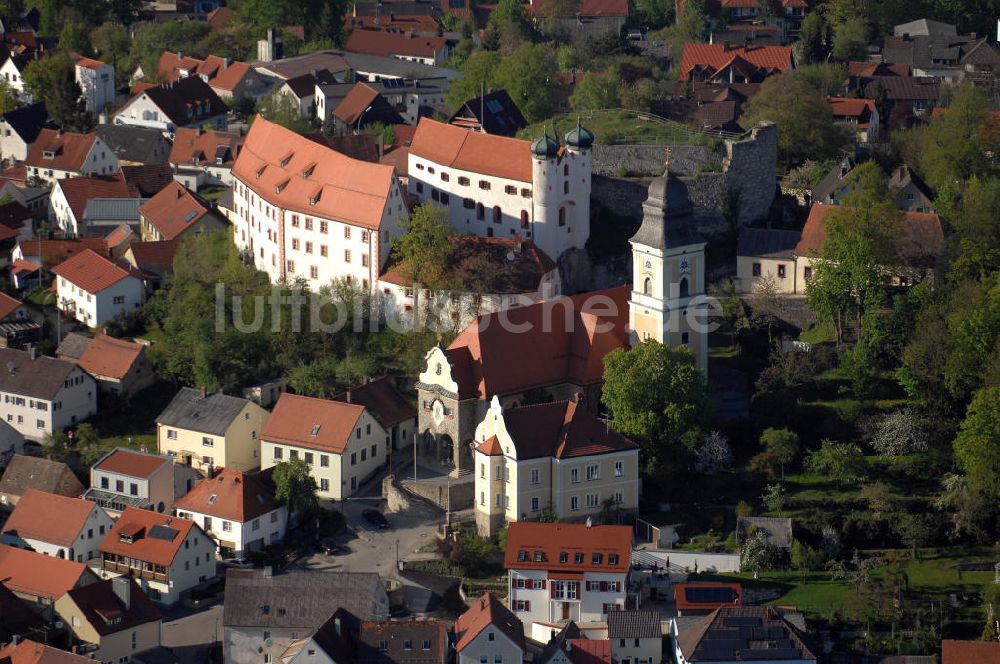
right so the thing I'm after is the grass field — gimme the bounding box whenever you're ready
[519,110,724,149]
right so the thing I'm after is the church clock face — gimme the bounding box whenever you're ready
[680,259,690,275]
[431,399,446,426]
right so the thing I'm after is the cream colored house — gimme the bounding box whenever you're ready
[260,393,387,500]
[473,395,640,538]
[156,387,269,475]
[56,577,162,664]
[734,228,801,294]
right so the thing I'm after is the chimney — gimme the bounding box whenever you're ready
[178,50,183,60]
[200,385,207,398]
[585,516,593,528]
[723,40,730,51]
[29,346,36,360]
[334,617,342,636]
[112,576,131,610]
[263,565,273,579]
[574,391,584,405]
[346,390,352,403]
[224,57,231,69]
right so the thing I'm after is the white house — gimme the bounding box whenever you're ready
[52,249,145,327]
[49,175,135,237]
[25,129,119,186]
[607,611,662,664]
[0,54,28,100]
[454,593,525,664]
[260,393,388,500]
[407,118,593,261]
[0,346,97,442]
[84,447,177,515]
[1,487,114,562]
[175,468,288,557]
[0,101,51,162]
[113,76,228,136]
[231,116,408,291]
[504,521,632,626]
[75,57,116,114]
[98,506,216,606]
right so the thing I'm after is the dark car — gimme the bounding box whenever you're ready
[321,539,348,556]
[362,509,389,529]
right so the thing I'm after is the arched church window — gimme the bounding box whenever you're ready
[476,203,484,221]
[558,207,566,226]
[643,277,652,296]
[435,363,442,375]
[520,210,529,228]
[679,278,689,298]
[493,206,501,224]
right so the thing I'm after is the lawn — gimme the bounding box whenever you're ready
[25,285,54,306]
[519,110,724,150]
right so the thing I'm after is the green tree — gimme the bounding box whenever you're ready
[663,0,706,62]
[445,49,501,112]
[22,53,94,132]
[797,11,828,64]
[569,70,620,110]
[257,88,311,133]
[0,80,19,115]
[741,71,849,166]
[316,0,345,44]
[741,529,780,579]
[919,84,998,194]
[831,17,868,62]
[273,458,320,516]
[633,0,672,29]
[761,482,785,512]
[129,20,213,83]
[91,22,133,89]
[602,341,710,478]
[754,428,799,479]
[807,439,867,485]
[392,204,454,326]
[790,539,824,581]
[708,280,748,349]
[58,21,91,54]
[954,387,1000,498]
[493,43,557,123]
[951,176,1000,282]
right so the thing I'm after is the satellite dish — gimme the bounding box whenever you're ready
[505,251,515,262]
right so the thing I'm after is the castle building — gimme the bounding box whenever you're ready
[407,118,593,262]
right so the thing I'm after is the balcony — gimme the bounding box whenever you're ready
[102,560,168,584]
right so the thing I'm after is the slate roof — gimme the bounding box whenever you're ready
[283,70,337,98]
[0,102,52,143]
[894,18,956,37]
[0,347,81,400]
[156,386,252,436]
[498,399,638,460]
[888,164,933,201]
[736,227,800,259]
[0,454,83,499]
[332,376,414,429]
[631,174,704,250]
[137,77,228,127]
[95,125,171,165]
[606,610,662,639]
[56,331,93,360]
[675,606,817,662]
[449,89,527,136]
[862,76,941,102]
[223,568,389,628]
[65,577,161,636]
[119,164,175,198]
[357,620,449,664]
[1,488,97,547]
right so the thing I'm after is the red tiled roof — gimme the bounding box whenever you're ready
[345,14,442,32]
[345,29,448,59]
[105,223,135,251]
[827,97,875,119]
[200,55,256,93]
[334,82,381,125]
[233,116,396,230]
[0,291,22,319]
[1,489,97,547]
[0,544,95,600]
[175,468,281,522]
[678,43,793,81]
[497,399,638,460]
[155,51,204,83]
[261,393,366,454]
[503,522,632,572]
[942,640,1000,664]
[444,286,631,399]
[476,435,503,455]
[25,129,97,172]
[847,61,910,78]
[796,203,944,265]
[169,127,244,168]
[138,181,213,240]
[17,238,107,267]
[11,259,38,276]
[455,593,525,652]
[567,639,612,664]
[409,117,533,183]
[51,249,137,294]
[206,6,233,28]
[720,0,756,6]
[529,0,627,18]
[75,57,107,71]
[94,448,170,478]
[55,175,135,223]
[99,506,197,567]
[331,376,415,429]
[77,334,145,380]
[0,639,94,664]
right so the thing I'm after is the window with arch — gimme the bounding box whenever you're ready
[520,210,529,228]
[564,164,569,176]
[476,203,484,221]
[643,277,652,296]
[564,181,569,194]
[679,277,689,298]
[558,207,566,226]
[493,206,501,224]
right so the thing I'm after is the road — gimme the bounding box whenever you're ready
[161,604,223,664]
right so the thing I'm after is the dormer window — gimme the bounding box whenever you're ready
[276,179,289,194]
[280,152,294,167]
[256,165,266,180]
[573,552,583,564]
[517,550,527,562]
[310,424,321,436]
[309,188,322,206]
[533,551,544,562]
[302,163,316,178]
[608,554,619,565]
[42,150,55,159]
[592,553,602,564]
[559,552,568,563]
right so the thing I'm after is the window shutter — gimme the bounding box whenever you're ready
[600,581,608,592]
[540,579,546,589]
[525,579,533,590]
[525,600,530,611]
[551,583,557,599]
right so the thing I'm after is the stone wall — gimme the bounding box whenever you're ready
[591,175,652,219]
[382,474,412,513]
[400,477,475,511]
[663,144,723,176]
[721,122,778,224]
[591,145,667,177]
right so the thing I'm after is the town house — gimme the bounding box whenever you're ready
[138,181,226,242]
[0,454,83,506]
[1,488,114,562]
[174,467,288,557]
[51,249,145,327]
[607,610,662,664]
[98,506,216,606]
[356,620,450,664]
[156,386,270,475]
[261,393,388,500]
[64,334,156,398]
[0,544,99,618]
[49,175,136,237]
[74,57,116,114]
[0,347,97,442]
[84,447,178,515]
[0,102,52,161]
[168,127,244,188]
[472,394,640,537]
[113,77,228,136]
[504,521,633,626]
[26,129,119,185]
[454,593,525,664]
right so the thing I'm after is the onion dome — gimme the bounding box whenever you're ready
[531,128,559,158]
[565,118,594,149]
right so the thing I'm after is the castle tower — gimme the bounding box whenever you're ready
[628,171,709,373]
[530,122,593,258]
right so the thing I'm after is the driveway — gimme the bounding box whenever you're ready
[161,604,223,664]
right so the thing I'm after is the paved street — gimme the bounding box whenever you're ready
[161,604,223,664]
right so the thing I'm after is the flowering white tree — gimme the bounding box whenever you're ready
[695,431,733,475]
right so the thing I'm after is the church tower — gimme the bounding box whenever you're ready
[628,170,709,373]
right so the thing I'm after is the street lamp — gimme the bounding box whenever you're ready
[395,539,400,571]
[356,104,374,134]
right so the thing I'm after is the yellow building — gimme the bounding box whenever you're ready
[472,394,640,537]
[628,172,708,373]
[156,387,269,474]
[56,577,162,664]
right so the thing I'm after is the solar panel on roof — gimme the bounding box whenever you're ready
[684,586,739,603]
[149,525,179,541]
[739,648,801,660]
[183,210,198,223]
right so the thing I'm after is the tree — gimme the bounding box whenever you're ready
[858,481,894,516]
[807,439,867,485]
[741,71,849,166]
[273,458,320,516]
[602,341,710,478]
[756,428,799,479]
[257,88,311,133]
[663,0,706,62]
[0,80,19,115]
[797,11,828,64]
[749,276,782,342]
[633,0,672,29]
[829,550,880,594]
[831,18,868,62]
[695,431,733,475]
[91,22,133,89]
[741,529,780,579]
[58,21,91,54]
[708,280,748,349]
[790,539,824,582]
[392,204,454,327]
[492,43,557,123]
[22,53,94,132]
[869,408,930,455]
[954,387,1000,498]
[569,70,620,111]
[539,0,580,33]
[894,512,936,559]
[315,0,345,44]
[444,50,501,112]
[762,482,785,512]
[951,176,1000,282]
[919,84,998,194]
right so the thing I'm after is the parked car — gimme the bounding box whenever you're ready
[362,509,389,529]
[221,557,253,569]
[321,539,348,555]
